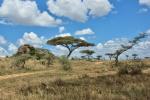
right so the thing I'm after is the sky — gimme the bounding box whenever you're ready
[0,0,150,59]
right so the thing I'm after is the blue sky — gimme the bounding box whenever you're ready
[0,0,150,58]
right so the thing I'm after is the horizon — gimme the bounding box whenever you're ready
[0,0,150,58]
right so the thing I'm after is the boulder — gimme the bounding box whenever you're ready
[17,44,35,55]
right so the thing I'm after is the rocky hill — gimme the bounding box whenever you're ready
[14,44,54,60]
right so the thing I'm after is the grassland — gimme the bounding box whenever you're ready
[0,58,150,100]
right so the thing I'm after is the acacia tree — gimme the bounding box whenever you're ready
[132,54,138,60]
[97,55,102,60]
[105,53,113,61]
[47,36,94,58]
[80,50,95,60]
[126,55,129,60]
[111,33,148,66]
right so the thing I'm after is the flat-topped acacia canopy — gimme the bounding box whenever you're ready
[47,36,94,58]
[80,50,95,59]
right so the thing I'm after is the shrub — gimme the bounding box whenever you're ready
[53,78,66,86]
[118,66,129,75]
[12,54,31,69]
[59,56,71,71]
[129,66,142,75]
[118,61,142,75]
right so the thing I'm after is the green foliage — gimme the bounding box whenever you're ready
[80,50,95,60]
[59,56,71,71]
[13,45,55,68]
[47,36,94,58]
[105,53,113,60]
[12,54,32,69]
[80,50,95,55]
[96,55,102,60]
[47,36,94,46]
[132,54,138,60]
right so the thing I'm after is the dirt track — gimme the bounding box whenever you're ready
[0,68,149,81]
[0,70,56,81]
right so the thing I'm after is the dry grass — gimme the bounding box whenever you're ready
[0,58,114,76]
[0,58,150,100]
[0,73,150,100]
[0,58,57,76]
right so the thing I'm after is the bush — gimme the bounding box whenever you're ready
[118,61,142,75]
[12,54,31,69]
[59,56,71,71]
[130,66,142,75]
[118,66,129,75]
[53,78,66,86]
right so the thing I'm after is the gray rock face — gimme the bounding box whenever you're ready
[17,44,35,55]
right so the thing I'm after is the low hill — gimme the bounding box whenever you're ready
[14,44,54,60]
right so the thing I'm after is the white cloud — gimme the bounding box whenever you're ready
[84,0,113,17]
[17,32,46,48]
[59,26,65,33]
[8,43,18,54]
[0,46,8,57]
[147,29,150,34]
[55,33,71,37]
[138,8,148,13]
[0,35,7,44]
[97,37,150,59]
[96,43,103,49]
[0,19,13,25]
[75,28,95,35]
[139,0,150,7]
[79,37,86,41]
[47,0,113,22]
[0,0,62,27]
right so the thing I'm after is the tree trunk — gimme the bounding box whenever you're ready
[21,61,25,69]
[109,56,112,61]
[67,50,73,58]
[115,56,119,66]
[88,55,90,60]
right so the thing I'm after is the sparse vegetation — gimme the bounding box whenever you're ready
[80,50,95,60]
[96,55,102,60]
[0,34,150,100]
[117,60,149,75]
[47,36,94,58]
[132,54,138,60]
[59,56,71,71]
[105,53,113,61]
[110,33,148,66]
[0,0,150,99]
[0,72,150,100]
[12,54,32,69]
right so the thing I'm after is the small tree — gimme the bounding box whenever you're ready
[126,55,129,60]
[105,53,113,61]
[145,57,150,59]
[97,55,102,60]
[81,56,86,59]
[59,56,71,71]
[47,36,94,58]
[80,50,95,60]
[112,33,148,66]
[13,54,31,69]
[132,54,138,60]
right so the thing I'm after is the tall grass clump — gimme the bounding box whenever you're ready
[12,54,31,69]
[59,56,71,71]
[118,61,143,75]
